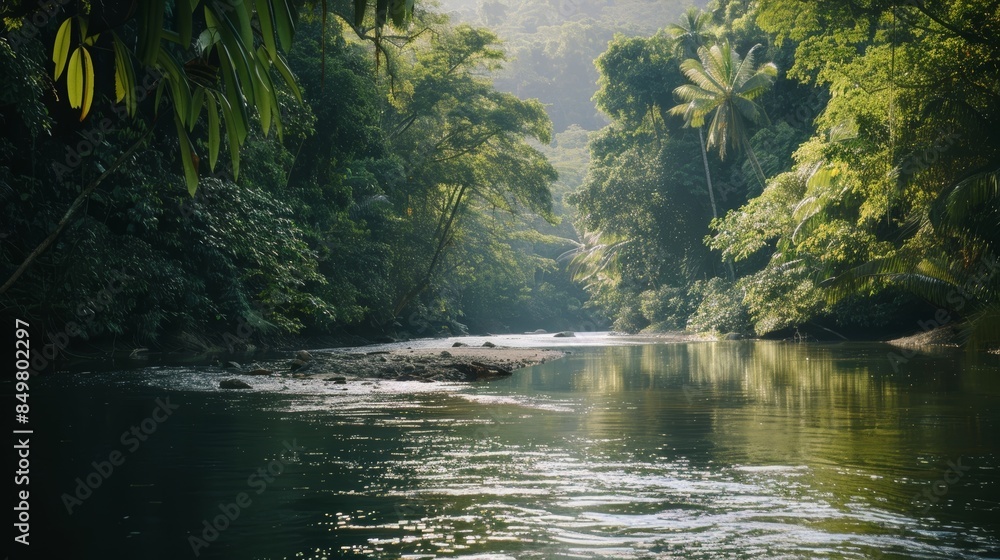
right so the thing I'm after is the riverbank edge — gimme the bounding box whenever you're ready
[37,324,999,377]
[218,346,568,387]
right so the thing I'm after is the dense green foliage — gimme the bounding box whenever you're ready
[574,0,1000,342]
[0,1,588,355]
[4,0,999,355]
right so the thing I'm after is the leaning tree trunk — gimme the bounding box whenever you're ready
[743,136,768,190]
[0,125,155,295]
[698,128,734,281]
[391,183,469,319]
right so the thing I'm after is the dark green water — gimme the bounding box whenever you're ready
[26,342,1000,558]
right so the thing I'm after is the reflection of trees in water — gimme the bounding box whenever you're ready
[516,343,1000,491]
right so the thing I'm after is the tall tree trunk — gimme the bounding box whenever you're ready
[699,128,735,281]
[699,128,718,221]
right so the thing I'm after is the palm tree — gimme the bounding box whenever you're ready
[669,42,777,191]
[666,7,715,60]
[665,8,719,223]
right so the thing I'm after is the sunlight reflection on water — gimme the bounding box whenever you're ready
[41,341,1000,559]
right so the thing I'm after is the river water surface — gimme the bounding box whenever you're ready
[29,339,1000,558]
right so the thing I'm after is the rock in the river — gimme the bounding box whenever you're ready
[296,350,313,362]
[288,358,311,372]
[553,331,576,338]
[247,368,274,376]
[225,361,242,369]
[220,379,251,389]
[331,376,347,384]
[454,361,512,380]
[482,341,496,348]
[452,342,468,347]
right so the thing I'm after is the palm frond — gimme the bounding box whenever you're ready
[739,67,777,100]
[929,167,1000,248]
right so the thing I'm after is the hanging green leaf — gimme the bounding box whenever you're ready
[253,55,273,135]
[66,47,82,107]
[173,111,200,196]
[215,40,250,139]
[218,93,242,180]
[208,6,256,106]
[375,0,388,28]
[272,0,296,52]
[254,0,279,60]
[269,51,302,102]
[155,78,166,113]
[52,17,73,80]
[137,0,164,66]
[112,34,137,116]
[176,0,194,46]
[79,46,94,121]
[190,87,205,131]
[253,46,279,135]
[354,0,367,27]
[156,49,192,125]
[233,0,254,47]
[389,0,413,27]
[206,92,221,171]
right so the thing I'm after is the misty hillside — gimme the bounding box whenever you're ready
[435,0,709,131]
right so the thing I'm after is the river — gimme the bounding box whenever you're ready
[26,338,1000,558]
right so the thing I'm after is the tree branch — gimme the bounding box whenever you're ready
[0,124,155,295]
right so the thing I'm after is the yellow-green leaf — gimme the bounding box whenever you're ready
[66,46,84,109]
[114,65,125,103]
[206,92,220,171]
[253,50,274,135]
[270,51,302,102]
[218,94,242,180]
[255,0,278,60]
[209,7,255,106]
[234,1,253,47]
[52,17,73,80]
[79,47,94,121]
